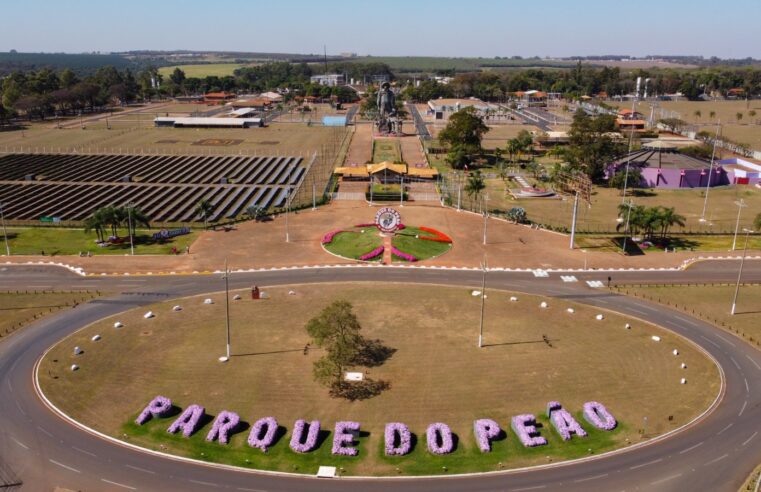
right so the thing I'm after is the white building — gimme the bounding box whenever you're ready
[310,74,345,87]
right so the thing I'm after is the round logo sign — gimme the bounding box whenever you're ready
[374,207,401,233]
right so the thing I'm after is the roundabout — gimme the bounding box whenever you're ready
[36,283,719,476]
[1,263,760,491]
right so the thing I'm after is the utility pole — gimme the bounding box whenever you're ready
[478,254,487,348]
[731,229,752,315]
[0,202,9,256]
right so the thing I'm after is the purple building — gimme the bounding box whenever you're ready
[607,143,729,189]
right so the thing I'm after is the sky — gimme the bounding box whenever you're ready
[1,0,760,59]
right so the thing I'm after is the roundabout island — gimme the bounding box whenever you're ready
[37,282,719,477]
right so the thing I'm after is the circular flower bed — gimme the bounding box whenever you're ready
[322,224,452,263]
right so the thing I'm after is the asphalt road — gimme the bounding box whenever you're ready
[1,260,760,491]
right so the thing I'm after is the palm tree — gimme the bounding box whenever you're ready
[736,112,744,123]
[694,110,701,122]
[83,215,105,242]
[196,199,214,230]
[709,110,716,121]
[124,205,151,237]
[749,110,757,123]
[656,207,686,239]
[464,170,486,209]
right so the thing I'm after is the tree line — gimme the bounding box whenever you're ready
[403,64,761,102]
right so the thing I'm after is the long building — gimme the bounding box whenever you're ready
[154,117,263,128]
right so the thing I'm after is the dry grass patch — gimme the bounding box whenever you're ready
[39,283,719,475]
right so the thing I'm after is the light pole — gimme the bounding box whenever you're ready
[478,254,487,348]
[285,163,292,242]
[732,199,747,251]
[700,122,721,223]
[221,258,232,361]
[482,193,489,246]
[621,199,635,254]
[0,202,9,256]
[582,249,588,271]
[731,229,752,315]
[127,202,135,256]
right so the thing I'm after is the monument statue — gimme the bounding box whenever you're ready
[376,82,401,135]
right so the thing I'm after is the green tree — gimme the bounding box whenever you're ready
[170,68,186,87]
[656,207,686,239]
[196,199,214,230]
[306,300,363,387]
[736,112,743,123]
[608,167,643,193]
[464,170,486,205]
[709,110,716,121]
[753,212,761,232]
[566,110,623,181]
[438,107,489,154]
[693,109,701,122]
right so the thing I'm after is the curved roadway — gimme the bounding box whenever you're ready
[1,261,761,491]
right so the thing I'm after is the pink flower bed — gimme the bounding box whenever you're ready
[321,230,347,245]
[359,246,385,261]
[391,246,417,262]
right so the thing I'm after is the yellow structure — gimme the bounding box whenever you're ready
[334,161,438,179]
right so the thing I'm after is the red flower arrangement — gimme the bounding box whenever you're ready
[419,227,452,243]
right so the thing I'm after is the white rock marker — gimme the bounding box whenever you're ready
[172,305,182,311]
[672,349,679,356]
[651,335,661,342]
[680,378,687,384]
[204,298,214,305]
[510,296,518,302]
[114,321,123,329]
[567,308,575,314]
[233,294,241,300]
[595,314,604,320]
[681,363,687,369]
[70,364,79,371]
[91,334,101,342]
[624,323,631,330]
[73,346,82,355]
[540,301,548,308]
[144,311,154,319]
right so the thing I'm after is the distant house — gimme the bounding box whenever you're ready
[726,88,745,99]
[618,109,644,120]
[514,90,547,107]
[230,98,272,111]
[204,92,236,103]
[260,91,284,103]
[427,98,491,120]
[310,74,345,86]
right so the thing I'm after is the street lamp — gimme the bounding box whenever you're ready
[0,202,9,256]
[220,258,232,361]
[700,122,721,223]
[127,202,135,256]
[732,199,748,251]
[482,193,489,246]
[621,199,635,254]
[731,228,753,315]
[478,254,487,348]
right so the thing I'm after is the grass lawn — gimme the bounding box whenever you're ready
[157,63,245,78]
[38,283,719,476]
[0,291,100,339]
[485,183,761,235]
[323,228,383,261]
[576,234,761,253]
[4,227,198,256]
[621,284,761,347]
[392,227,452,262]
[373,139,402,163]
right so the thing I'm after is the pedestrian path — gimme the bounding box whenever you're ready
[383,236,392,264]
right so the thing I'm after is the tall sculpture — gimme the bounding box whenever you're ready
[376,82,401,135]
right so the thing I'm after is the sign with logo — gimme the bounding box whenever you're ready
[374,207,401,233]
[152,227,191,240]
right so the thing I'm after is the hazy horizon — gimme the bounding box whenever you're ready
[2,0,760,59]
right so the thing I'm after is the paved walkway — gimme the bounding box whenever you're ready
[382,235,392,264]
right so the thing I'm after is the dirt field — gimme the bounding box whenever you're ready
[610,99,761,149]
[158,63,244,78]
[0,122,341,157]
[39,283,719,475]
